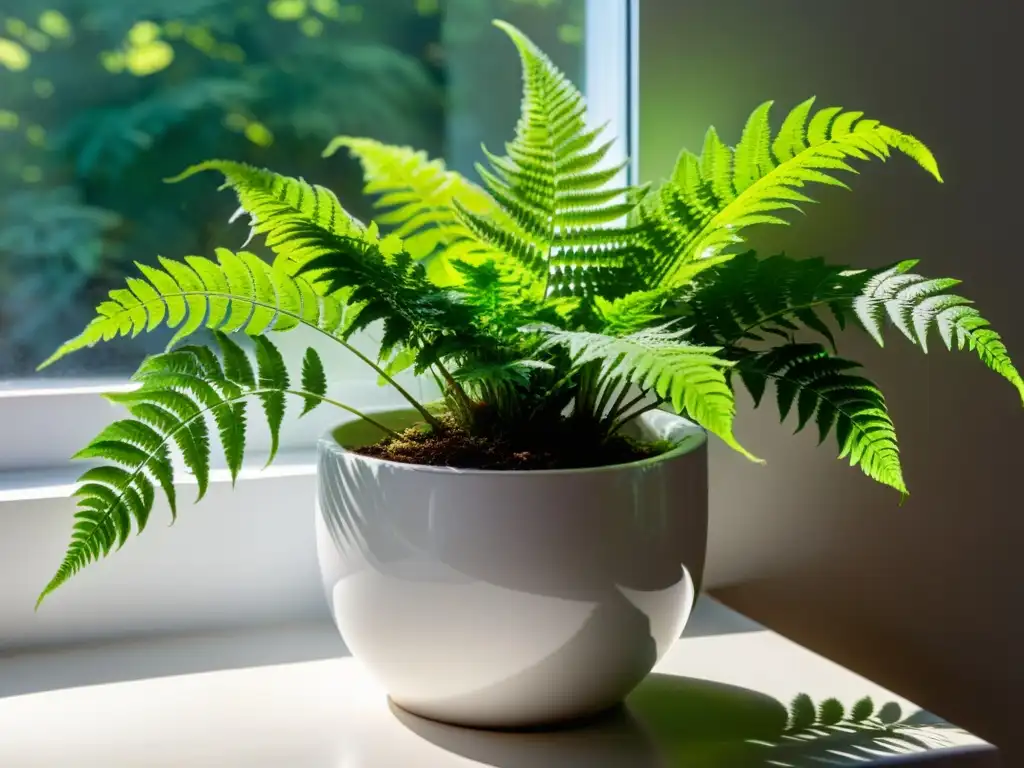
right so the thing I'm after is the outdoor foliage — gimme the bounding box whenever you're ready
[35,21,1021,604]
[0,0,585,375]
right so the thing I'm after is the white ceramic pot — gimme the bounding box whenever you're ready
[315,408,708,728]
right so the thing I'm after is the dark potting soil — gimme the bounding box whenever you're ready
[354,420,669,471]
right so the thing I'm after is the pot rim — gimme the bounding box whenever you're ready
[319,407,706,477]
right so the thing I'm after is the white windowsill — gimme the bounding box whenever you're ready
[0,448,317,504]
[0,597,996,767]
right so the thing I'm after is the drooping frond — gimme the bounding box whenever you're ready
[647,99,942,288]
[457,21,640,299]
[38,248,361,369]
[37,335,331,607]
[853,261,1024,403]
[736,343,905,493]
[531,325,756,459]
[323,136,498,281]
[685,251,873,348]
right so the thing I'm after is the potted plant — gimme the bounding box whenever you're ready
[36,21,1021,728]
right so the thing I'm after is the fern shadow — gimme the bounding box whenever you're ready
[391,675,977,768]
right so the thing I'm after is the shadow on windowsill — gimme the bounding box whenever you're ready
[393,673,974,768]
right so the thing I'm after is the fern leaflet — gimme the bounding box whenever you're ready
[854,261,1024,402]
[531,325,756,459]
[736,343,906,493]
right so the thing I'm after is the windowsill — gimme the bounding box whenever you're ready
[0,597,996,767]
[0,448,317,505]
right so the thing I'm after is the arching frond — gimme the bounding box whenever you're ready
[531,325,756,459]
[854,262,1024,402]
[737,343,905,493]
[37,335,334,607]
[169,161,483,362]
[456,21,640,299]
[685,252,1024,404]
[647,99,942,288]
[168,160,366,274]
[324,137,498,282]
[38,248,361,369]
[685,251,873,348]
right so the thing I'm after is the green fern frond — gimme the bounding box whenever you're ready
[300,347,327,416]
[531,325,756,460]
[38,248,360,369]
[456,22,639,298]
[737,343,906,493]
[685,251,872,348]
[648,98,942,288]
[38,334,332,608]
[450,259,574,341]
[593,289,680,336]
[167,160,367,273]
[324,136,499,281]
[170,161,485,364]
[454,359,554,391]
[854,262,1024,403]
[298,243,481,362]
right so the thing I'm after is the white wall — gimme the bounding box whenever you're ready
[638,0,1022,758]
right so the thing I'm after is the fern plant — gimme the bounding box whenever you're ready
[36,20,1021,605]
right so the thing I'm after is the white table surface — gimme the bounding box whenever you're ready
[0,597,997,767]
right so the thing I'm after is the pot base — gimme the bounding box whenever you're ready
[317,408,709,731]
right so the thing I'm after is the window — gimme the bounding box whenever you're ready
[0,0,634,471]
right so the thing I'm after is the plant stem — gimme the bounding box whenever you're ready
[608,401,662,436]
[285,390,402,439]
[595,375,624,419]
[433,360,474,422]
[607,391,648,425]
[604,381,633,425]
[334,341,443,431]
[125,290,445,431]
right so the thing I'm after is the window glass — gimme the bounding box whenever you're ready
[0,0,586,379]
